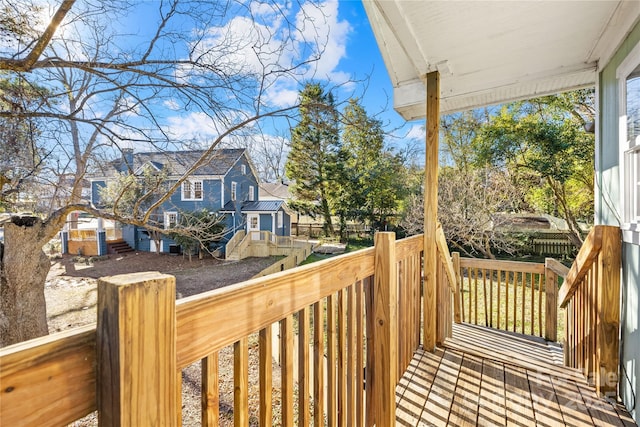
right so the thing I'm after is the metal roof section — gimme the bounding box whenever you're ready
[363,0,640,118]
[221,200,284,213]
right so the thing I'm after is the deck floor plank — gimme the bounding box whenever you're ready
[504,366,535,427]
[447,354,482,427]
[394,323,633,426]
[395,348,444,426]
[477,359,507,426]
[419,350,464,427]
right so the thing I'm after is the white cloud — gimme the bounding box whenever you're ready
[163,99,181,111]
[164,112,222,141]
[405,124,426,141]
[296,0,351,82]
[191,0,353,109]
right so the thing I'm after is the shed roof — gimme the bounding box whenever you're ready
[363,0,640,118]
[221,200,285,213]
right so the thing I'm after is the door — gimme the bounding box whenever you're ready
[247,213,260,239]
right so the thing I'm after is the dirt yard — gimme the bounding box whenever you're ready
[45,252,283,426]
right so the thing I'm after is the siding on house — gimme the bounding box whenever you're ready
[87,149,285,255]
[598,20,640,421]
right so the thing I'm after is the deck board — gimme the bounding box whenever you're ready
[395,323,634,426]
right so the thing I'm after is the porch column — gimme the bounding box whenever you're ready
[97,217,106,256]
[423,71,440,351]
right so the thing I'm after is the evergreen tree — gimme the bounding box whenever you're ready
[285,83,342,236]
[341,98,406,230]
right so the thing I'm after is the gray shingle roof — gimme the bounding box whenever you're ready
[95,149,246,177]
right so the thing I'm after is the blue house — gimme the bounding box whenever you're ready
[89,148,291,254]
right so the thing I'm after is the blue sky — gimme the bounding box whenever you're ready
[12,1,425,164]
[134,0,426,154]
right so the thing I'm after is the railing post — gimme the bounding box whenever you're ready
[544,259,558,342]
[97,272,177,426]
[595,226,621,397]
[372,232,397,426]
[452,252,462,324]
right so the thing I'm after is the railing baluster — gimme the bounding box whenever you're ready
[298,307,310,426]
[505,270,510,331]
[496,270,501,329]
[327,294,337,427]
[201,352,219,426]
[347,285,357,426]
[259,326,273,427]
[337,290,347,426]
[313,301,324,427]
[356,281,365,427]
[473,267,478,325]
[280,316,294,426]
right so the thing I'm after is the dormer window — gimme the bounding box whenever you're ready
[182,180,203,201]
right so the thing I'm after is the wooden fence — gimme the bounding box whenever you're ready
[0,232,427,426]
[559,225,621,396]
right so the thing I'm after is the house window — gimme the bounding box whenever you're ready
[241,164,247,175]
[182,180,203,201]
[231,181,237,201]
[164,212,177,229]
[618,42,640,241]
[277,211,283,228]
[248,185,255,201]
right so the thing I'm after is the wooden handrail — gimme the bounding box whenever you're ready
[435,224,456,290]
[0,233,425,426]
[558,226,603,308]
[545,258,569,278]
[559,225,621,397]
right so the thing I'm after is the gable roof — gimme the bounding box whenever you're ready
[363,0,640,118]
[259,182,291,200]
[94,148,248,178]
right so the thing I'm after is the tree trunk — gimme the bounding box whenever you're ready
[0,222,50,347]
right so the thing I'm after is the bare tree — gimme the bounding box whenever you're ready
[0,0,331,346]
[400,166,526,259]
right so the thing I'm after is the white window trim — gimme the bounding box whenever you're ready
[241,164,247,175]
[248,185,255,201]
[231,181,237,201]
[277,211,283,228]
[616,42,640,243]
[164,211,178,229]
[181,179,203,201]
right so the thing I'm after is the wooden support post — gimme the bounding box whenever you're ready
[595,226,621,397]
[544,260,558,342]
[424,71,440,351]
[452,252,462,323]
[373,232,398,427]
[97,272,176,426]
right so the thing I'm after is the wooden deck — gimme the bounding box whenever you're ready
[396,323,635,426]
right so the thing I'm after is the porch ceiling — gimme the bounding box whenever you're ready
[363,0,640,119]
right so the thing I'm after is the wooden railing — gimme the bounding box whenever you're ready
[68,228,122,242]
[0,232,423,426]
[454,255,562,341]
[224,229,246,256]
[435,225,456,344]
[227,230,312,260]
[558,225,621,396]
[68,229,97,241]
